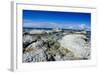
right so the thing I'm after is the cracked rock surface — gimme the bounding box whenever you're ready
[23,30,90,63]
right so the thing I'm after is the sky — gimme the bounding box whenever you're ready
[23,10,91,30]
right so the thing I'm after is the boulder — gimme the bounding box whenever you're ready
[59,34,90,59]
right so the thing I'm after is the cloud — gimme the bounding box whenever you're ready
[23,19,90,30]
[23,20,61,28]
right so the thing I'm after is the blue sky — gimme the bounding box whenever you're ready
[23,10,91,30]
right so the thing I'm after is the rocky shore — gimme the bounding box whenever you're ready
[23,29,90,63]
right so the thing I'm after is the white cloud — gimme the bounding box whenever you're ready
[23,20,90,30]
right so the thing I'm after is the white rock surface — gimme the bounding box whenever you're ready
[29,30,46,34]
[59,34,90,59]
